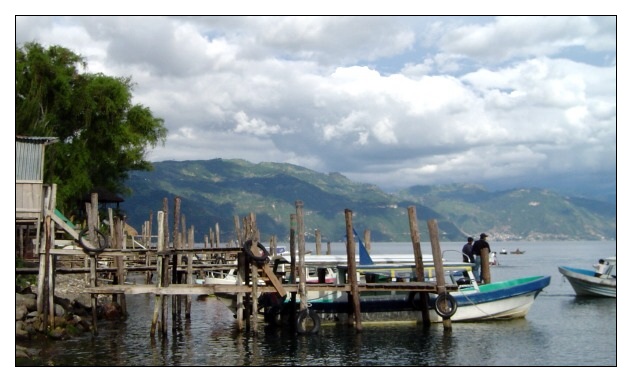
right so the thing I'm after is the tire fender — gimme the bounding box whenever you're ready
[78,228,107,253]
[243,240,270,263]
[434,292,458,319]
[296,309,321,334]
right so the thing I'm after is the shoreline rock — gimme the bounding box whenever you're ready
[15,274,124,359]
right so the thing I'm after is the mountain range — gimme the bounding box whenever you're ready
[121,158,616,243]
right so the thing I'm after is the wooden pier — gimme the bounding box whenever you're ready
[17,191,461,337]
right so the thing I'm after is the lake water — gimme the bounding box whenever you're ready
[16,241,617,368]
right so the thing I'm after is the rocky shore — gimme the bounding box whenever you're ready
[16,274,124,360]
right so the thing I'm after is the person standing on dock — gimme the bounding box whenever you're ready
[462,237,474,263]
[472,233,491,282]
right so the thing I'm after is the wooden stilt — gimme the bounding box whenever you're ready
[407,206,431,327]
[344,209,362,332]
[427,219,451,331]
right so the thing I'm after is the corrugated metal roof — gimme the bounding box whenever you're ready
[16,136,59,144]
[15,136,58,181]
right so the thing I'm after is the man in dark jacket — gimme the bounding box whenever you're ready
[462,237,474,263]
[471,233,491,282]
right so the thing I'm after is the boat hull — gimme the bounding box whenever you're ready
[295,275,551,323]
[433,289,539,322]
[558,266,616,298]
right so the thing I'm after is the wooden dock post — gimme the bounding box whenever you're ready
[236,249,245,331]
[233,215,241,247]
[186,226,194,318]
[481,247,491,284]
[427,219,452,331]
[113,215,127,316]
[161,198,169,335]
[345,209,362,332]
[145,211,153,284]
[315,229,321,255]
[246,213,258,332]
[151,211,164,336]
[407,206,430,327]
[88,195,100,335]
[45,214,55,331]
[289,214,297,325]
[215,222,220,247]
[295,201,307,312]
[251,260,259,334]
[172,197,181,324]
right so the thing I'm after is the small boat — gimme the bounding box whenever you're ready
[218,233,549,325]
[558,257,616,298]
[499,248,508,255]
[296,269,550,323]
[438,272,550,322]
[510,248,526,255]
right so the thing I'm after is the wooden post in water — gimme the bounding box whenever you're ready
[407,206,430,326]
[270,236,277,256]
[317,226,326,281]
[296,201,307,312]
[315,229,321,255]
[148,210,153,248]
[481,247,491,284]
[151,211,164,336]
[427,219,452,331]
[114,216,127,316]
[249,213,260,334]
[289,214,297,325]
[233,215,241,246]
[236,248,245,331]
[89,250,98,335]
[145,211,153,284]
[345,209,363,332]
[89,195,100,334]
[186,226,194,318]
[161,198,170,335]
[172,197,181,323]
[246,213,258,331]
[251,259,259,334]
[111,210,120,305]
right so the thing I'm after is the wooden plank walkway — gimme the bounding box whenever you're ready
[82,282,458,295]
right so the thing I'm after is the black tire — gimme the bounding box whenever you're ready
[434,292,458,319]
[243,240,270,263]
[78,228,108,253]
[296,309,320,334]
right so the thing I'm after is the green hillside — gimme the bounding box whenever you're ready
[122,159,616,243]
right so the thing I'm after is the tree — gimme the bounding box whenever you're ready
[16,42,167,215]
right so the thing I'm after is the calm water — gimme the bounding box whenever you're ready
[17,241,617,367]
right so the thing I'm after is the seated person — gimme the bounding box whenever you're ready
[593,259,609,278]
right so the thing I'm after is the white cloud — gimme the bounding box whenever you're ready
[233,111,282,136]
[13,15,617,198]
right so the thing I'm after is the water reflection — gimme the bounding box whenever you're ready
[17,241,616,367]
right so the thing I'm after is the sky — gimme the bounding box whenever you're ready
[12,12,618,201]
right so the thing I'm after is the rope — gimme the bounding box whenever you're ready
[456,286,492,318]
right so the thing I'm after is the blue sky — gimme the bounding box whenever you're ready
[12,13,618,201]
